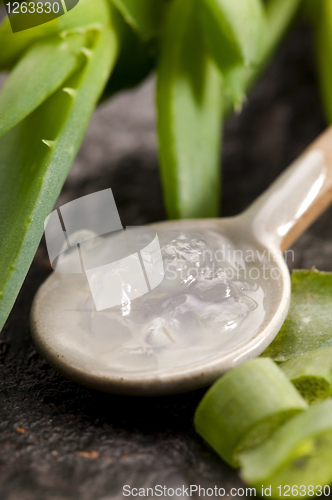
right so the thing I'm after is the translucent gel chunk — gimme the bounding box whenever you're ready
[80,229,266,373]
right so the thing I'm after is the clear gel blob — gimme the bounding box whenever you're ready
[72,230,266,373]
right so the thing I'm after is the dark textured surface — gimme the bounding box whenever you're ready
[1,21,331,500]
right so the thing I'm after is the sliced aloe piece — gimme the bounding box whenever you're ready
[263,270,332,361]
[111,0,164,39]
[156,0,223,219]
[0,0,109,70]
[199,0,265,73]
[0,33,86,138]
[240,400,332,497]
[280,348,332,405]
[0,26,118,332]
[194,358,307,467]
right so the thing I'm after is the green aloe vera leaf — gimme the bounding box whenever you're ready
[0,26,118,332]
[156,0,223,219]
[199,0,265,73]
[223,0,303,112]
[101,4,155,99]
[57,0,110,31]
[240,399,332,497]
[0,33,86,138]
[0,0,110,70]
[111,0,164,39]
[0,17,54,70]
[279,348,332,405]
[263,270,332,361]
[194,358,307,468]
[312,0,332,123]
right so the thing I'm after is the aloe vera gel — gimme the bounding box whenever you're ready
[68,229,266,373]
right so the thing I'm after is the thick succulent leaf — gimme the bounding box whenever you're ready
[262,270,332,405]
[101,4,155,99]
[199,0,265,73]
[111,0,164,39]
[240,400,332,497]
[195,358,307,468]
[156,0,223,219]
[263,270,332,361]
[0,27,118,332]
[0,0,110,70]
[0,33,86,138]
[223,0,303,112]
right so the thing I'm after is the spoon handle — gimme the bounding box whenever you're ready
[245,126,332,251]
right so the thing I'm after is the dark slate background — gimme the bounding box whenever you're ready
[0,15,331,500]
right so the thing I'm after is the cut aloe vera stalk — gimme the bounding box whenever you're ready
[194,358,307,467]
[0,33,86,138]
[156,0,223,219]
[263,270,332,361]
[280,348,332,405]
[240,399,332,498]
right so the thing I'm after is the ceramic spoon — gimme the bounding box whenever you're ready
[31,127,332,396]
